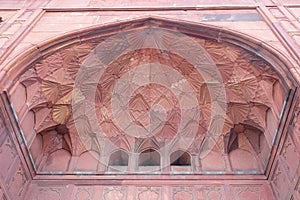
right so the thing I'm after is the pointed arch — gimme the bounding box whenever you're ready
[3,17,297,175]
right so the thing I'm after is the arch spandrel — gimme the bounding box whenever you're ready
[6,17,295,176]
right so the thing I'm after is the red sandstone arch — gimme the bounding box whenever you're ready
[3,17,298,178]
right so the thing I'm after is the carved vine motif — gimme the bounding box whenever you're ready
[296,178,300,195]
[103,187,126,200]
[272,164,282,187]
[233,186,260,200]
[0,111,6,135]
[9,167,27,198]
[271,163,291,199]
[75,187,94,200]
[173,187,194,200]
[0,185,6,200]
[280,134,299,180]
[281,137,292,160]
[18,27,286,173]
[291,98,300,144]
[37,188,62,200]
[0,137,17,158]
[137,187,160,200]
[200,186,225,200]
[270,163,290,199]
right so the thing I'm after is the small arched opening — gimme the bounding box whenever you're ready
[138,148,161,172]
[170,150,192,172]
[108,149,129,172]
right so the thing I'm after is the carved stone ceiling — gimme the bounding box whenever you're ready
[18,27,286,174]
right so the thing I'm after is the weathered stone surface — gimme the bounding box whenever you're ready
[0,1,300,199]
[15,24,286,175]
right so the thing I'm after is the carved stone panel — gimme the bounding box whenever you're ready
[137,187,161,200]
[73,187,95,200]
[28,186,64,200]
[0,186,6,200]
[280,134,299,180]
[172,187,194,200]
[8,166,28,199]
[103,186,127,200]
[0,136,17,177]
[197,186,225,200]
[232,185,261,200]
[271,162,290,199]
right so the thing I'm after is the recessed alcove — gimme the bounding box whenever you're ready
[4,17,294,181]
[108,149,129,172]
[170,150,192,172]
[13,22,287,175]
[0,0,299,197]
[138,148,161,172]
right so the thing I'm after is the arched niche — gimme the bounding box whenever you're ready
[43,149,71,172]
[224,124,267,172]
[108,149,129,172]
[138,148,161,166]
[170,150,192,173]
[109,149,129,166]
[3,17,297,176]
[138,148,161,173]
[170,150,191,166]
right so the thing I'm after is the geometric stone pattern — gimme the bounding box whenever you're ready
[1,1,300,200]
[0,107,29,200]
[17,26,286,175]
[271,98,300,200]
[24,182,275,200]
